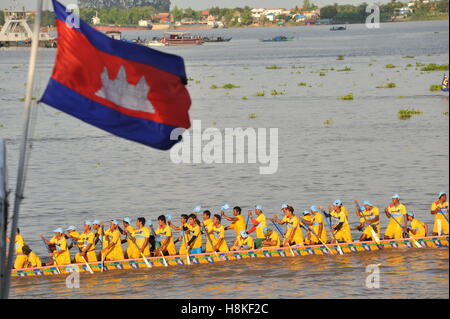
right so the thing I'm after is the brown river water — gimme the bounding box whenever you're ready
[0,20,448,298]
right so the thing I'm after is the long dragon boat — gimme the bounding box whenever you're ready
[11,235,449,277]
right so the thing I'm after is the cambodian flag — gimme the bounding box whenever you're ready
[40,0,191,150]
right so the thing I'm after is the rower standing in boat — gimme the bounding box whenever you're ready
[43,228,71,265]
[222,206,246,240]
[154,215,177,256]
[201,210,214,252]
[431,191,449,235]
[231,230,255,251]
[308,207,327,245]
[75,221,97,263]
[206,214,229,252]
[127,217,151,259]
[384,194,407,239]
[246,205,267,249]
[101,220,124,261]
[168,214,190,254]
[406,212,428,238]
[261,227,280,248]
[7,228,27,269]
[120,217,134,259]
[326,201,353,243]
[355,200,380,241]
[186,214,203,254]
[272,205,304,247]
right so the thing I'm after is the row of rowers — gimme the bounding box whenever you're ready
[12,192,449,268]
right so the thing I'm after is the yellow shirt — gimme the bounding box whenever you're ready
[431,201,449,221]
[49,236,71,265]
[311,212,327,242]
[387,203,407,224]
[340,206,349,218]
[264,231,280,248]
[330,209,353,242]
[410,219,426,238]
[188,224,202,249]
[210,225,229,252]
[255,214,267,239]
[203,218,214,251]
[282,216,303,245]
[132,227,151,256]
[359,207,380,227]
[80,231,96,252]
[68,231,84,250]
[236,236,255,250]
[104,229,124,260]
[155,225,176,255]
[15,234,25,254]
[28,251,42,268]
[228,215,246,238]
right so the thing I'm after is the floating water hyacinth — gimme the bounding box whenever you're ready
[271,89,284,96]
[429,84,441,91]
[222,83,240,89]
[255,92,265,97]
[323,119,333,125]
[339,93,354,100]
[385,64,396,69]
[266,65,282,69]
[337,55,345,60]
[248,113,257,119]
[297,82,307,86]
[398,109,423,120]
[421,64,449,71]
[376,82,397,88]
[337,67,352,72]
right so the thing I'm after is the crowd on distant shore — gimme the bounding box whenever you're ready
[9,191,449,269]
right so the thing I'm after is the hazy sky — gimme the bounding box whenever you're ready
[3,0,393,11]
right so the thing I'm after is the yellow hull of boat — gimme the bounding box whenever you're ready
[11,235,449,277]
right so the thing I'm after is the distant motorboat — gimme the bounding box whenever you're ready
[330,26,347,31]
[146,39,167,47]
[260,36,295,42]
[160,32,204,46]
[203,36,232,43]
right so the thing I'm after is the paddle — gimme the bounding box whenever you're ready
[357,207,382,247]
[148,220,168,267]
[72,234,94,275]
[389,213,422,248]
[325,213,344,255]
[100,225,106,272]
[125,230,152,268]
[202,224,220,260]
[39,235,61,274]
[181,227,191,265]
[245,212,250,231]
[299,218,334,255]
[270,219,295,257]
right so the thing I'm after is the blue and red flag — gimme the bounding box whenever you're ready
[40,0,191,150]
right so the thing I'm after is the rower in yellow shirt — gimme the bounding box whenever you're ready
[8,228,27,269]
[154,215,176,256]
[247,205,267,248]
[309,206,328,244]
[22,245,42,268]
[327,201,353,243]
[222,205,246,239]
[101,220,125,261]
[406,212,428,238]
[355,200,380,241]
[301,210,314,245]
[201,210,214,252]
[45,228,71,265]
[431,191,449,235]
[65,225,83,252]
[186,214,203,254]
[384,194,408,239]
[272,205,304,247]
[127,217,151,259]
[75,221,97,263]
[119,217,135,259]
[206,214,229,252]
[168,214,191,255]
[231,230,255,251]
[261,227,280,248]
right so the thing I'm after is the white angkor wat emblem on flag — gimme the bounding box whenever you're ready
[95,66,155,114]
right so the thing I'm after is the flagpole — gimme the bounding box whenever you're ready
[0,0,43,299]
